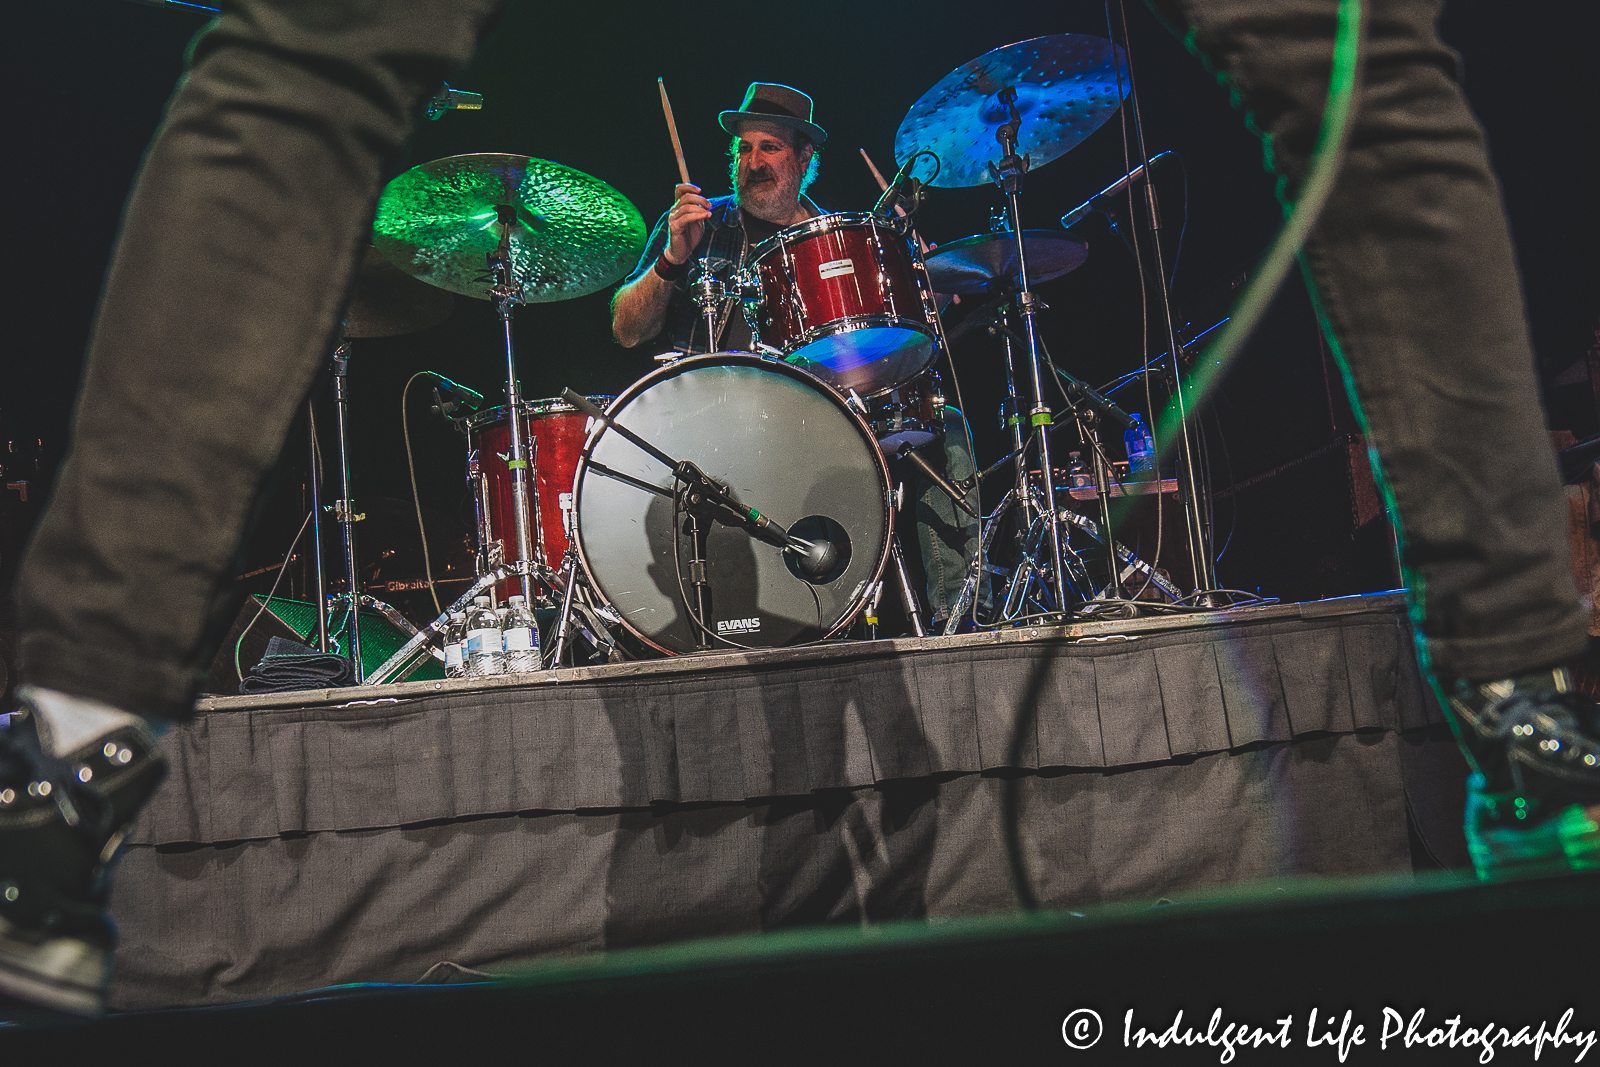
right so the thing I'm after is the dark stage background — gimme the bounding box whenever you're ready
[3,0,1597,626]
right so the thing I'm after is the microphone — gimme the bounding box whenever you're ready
[786,536,841,582]
[425,372,484,413]
[424,83,485,121]
[872,155,920,217]
[898,446,979,519]
[1059,150,1174,229]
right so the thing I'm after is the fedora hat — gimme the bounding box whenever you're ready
[718,82,827,145]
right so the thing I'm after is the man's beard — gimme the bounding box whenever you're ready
[736,166,802,224]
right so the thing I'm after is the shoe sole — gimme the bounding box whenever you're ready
[1468,802,1600,883]
[0,916,107,1017]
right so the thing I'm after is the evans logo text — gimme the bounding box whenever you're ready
[716,617,762,634]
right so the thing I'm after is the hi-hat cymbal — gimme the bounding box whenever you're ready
[894,35,1128,188]
[924,230,1088,295]
[372,153,646,303]
[342,247,455,338]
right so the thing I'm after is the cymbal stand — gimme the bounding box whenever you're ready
[547,468,625,667]
[330,343,362,680]
[306,399,329,652]
[996,304,1032,530]
[943,488,1009,634]
[549,543,584,665]
[486,205,536,604]
[988,86,1068,613]
[889,482,928,638]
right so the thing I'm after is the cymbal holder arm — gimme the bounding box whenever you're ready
[330,343,362,679]
[691,265,725,355]
[488,224,536,605]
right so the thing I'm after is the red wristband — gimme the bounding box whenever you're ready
[654,252,689,281]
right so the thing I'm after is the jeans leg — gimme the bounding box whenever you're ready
[1149,0,1587,679]
[14,0,501,720]
[914,408,989,622]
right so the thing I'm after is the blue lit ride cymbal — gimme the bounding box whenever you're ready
[894,35,1128,188]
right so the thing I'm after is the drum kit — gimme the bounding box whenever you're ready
[304,34,1219,684]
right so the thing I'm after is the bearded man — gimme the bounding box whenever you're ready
[612,82,987,630]
[612,82,823,354]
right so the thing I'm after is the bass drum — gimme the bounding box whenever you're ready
[573,353,892,654]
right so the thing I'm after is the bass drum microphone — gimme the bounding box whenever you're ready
[783,516,852,585]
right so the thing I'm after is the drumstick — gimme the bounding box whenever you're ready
[860,147,894,197]
[659,78,691,187]
[860,148,930,253]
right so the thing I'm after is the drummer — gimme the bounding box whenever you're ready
[611,82,823,354]
[611,81,989,629]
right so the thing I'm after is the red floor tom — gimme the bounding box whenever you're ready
[468,396,611,598]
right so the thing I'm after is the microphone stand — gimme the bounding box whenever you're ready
[330,342,362,679]
[1107,27,1218,598]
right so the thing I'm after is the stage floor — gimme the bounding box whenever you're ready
[109,590,1471,1010]
[198,589,1430,715]
[26,868,1600,1057]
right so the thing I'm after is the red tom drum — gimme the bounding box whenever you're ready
[749,212,938,397]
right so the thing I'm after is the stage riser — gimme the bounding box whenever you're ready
[105,593,1465,1009]
[109,729,1464,1010]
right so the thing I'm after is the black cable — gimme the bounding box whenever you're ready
[1211,409,1239,562]
[671,485,756,652]
[234,508,314,682]
[1169,150,1191,292]
[1102,0,1166,604]
[999,0,1365,912]
[402,371,444,616]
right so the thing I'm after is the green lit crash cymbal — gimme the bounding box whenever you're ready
[373,153,646,302]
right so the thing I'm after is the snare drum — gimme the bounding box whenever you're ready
[749,212,938,396]
[468,395,611,595]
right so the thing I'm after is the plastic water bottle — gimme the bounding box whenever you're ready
[1124,413,1157,478]
[465,596,505,677]
[442,611,468,679]
[501,595,540,673]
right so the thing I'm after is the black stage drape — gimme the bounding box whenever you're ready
[109,595,1466,1008]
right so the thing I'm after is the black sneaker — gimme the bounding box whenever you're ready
[1442,667,1600,881]
[0,700,166,1015]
